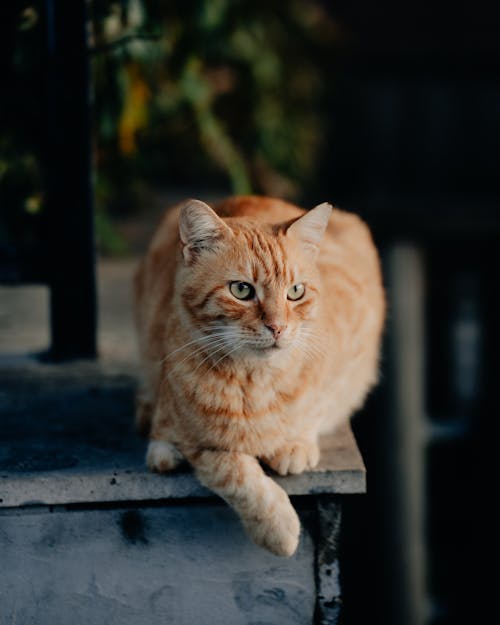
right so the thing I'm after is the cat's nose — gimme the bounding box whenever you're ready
[264,322,286,340]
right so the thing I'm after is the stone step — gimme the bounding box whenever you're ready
[0,358,364,625]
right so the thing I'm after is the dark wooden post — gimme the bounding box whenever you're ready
[45,0,97,359]
[315,497,343,625]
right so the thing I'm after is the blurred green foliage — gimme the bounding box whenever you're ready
[1,0,336,256]
[91,0,336,211]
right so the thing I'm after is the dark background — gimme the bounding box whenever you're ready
[328,3,498,625]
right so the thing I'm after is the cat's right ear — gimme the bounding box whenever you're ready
[286,202,332,259]
[179,199,232,264]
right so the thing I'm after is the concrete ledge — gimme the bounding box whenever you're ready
[0,359,365,509]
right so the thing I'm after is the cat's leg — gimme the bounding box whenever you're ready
[146,413,184,473]
[135,387,155,436]
[135,360,162,436]
[135,369,158,436]
[142,377,185,472]
[186,449,300,557]
[262,437,320,476]
[146,440,184,473]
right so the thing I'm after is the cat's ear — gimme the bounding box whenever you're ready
[179,199,232,263]
[286,202,332,257]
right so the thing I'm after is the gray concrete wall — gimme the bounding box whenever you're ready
[0,505,315,625]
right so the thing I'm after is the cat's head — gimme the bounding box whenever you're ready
[177,199,332,359]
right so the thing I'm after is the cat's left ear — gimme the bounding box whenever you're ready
[179,199,232,264]
[286,202,332,258]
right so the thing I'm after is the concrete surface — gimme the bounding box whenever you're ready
[0,505,316,625]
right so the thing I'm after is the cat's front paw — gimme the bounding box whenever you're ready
[263,440,320,476]
[146,440,184,473]
[244,480,301,557]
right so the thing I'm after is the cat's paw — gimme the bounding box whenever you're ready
[244,480,301,557]
[264,440,320,476]
[146,441,184,473]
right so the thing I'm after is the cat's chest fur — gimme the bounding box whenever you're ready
[167,356,317,455]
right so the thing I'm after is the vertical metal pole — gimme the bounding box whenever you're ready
[385,245,427,625]
[45,0,97,359]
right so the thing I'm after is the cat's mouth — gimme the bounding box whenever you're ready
[248,343,276,352]
[253,338,284,351]
[215,329,290,354]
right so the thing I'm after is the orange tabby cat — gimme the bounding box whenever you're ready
[134,195,385,556]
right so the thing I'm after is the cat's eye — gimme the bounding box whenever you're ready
[229,281,255,300]
[287,283,305,301]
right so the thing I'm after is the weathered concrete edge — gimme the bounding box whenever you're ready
[0,467,365,509]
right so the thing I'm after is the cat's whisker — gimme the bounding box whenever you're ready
[159,332,230,363]
[191,339,238,374]
[164,333,233,371]
[188,328,257,374]
[293,331,326,362]
[297,327,326,353]
[206,339,248,373]
[300,342,326,361]
[168,336,231,373]
[293,339,317,363]
[299,331,325,351]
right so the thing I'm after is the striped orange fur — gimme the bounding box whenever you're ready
[134,195,385,556]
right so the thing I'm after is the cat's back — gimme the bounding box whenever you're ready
[321,205,382,285]
[213,195,303,222]
[214,195,377,259]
